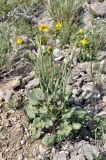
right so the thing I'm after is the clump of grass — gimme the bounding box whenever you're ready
[0,0,43,17]
[44,0,84,44]
[0,23,11,70]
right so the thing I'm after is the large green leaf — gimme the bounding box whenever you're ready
[41,115,53,128]
[72,123,81,130]
[76,110,87,119]
[28,88,44,105]
[62,107,76,119]
[39,105,48,114]
[32,117,43,128]
[26,105,37,119]
[57,121,72,137]
[42,134,56,146]
[31,127,41,139]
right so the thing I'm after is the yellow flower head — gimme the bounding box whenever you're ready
[81,38,88,46]
[55,21,62,30]
[47,45,53,52]
[79,29,84,35]
[16,37,24,45]
[39,24,49,32]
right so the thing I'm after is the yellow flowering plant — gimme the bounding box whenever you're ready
[25,23,88,146]
[72,28,103,62]
[39,24,49,32]
[79,28,84,35]
[16,37,24,45]
[80,38,88,46]
[55,21,62,30]
[47,44,53,52]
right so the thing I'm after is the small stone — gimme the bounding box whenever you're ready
[75,141,99,160]
[83,11,92,29]
[54,56,64,61]
[90,2,106,17]
[39,144,47,155]
[71,154,85,160]
[53,151,67,160]
[100,59,106,74]
[97,111,106,118]
[103,96,106,103]
[103,142,106,151]
[12,76,22,89]
[98,51,106,61]
[17,154,24,160]
[53,48,61,58]
[25,78,39,90]
[20,139,25,145]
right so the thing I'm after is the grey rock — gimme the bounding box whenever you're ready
[17,154,24,160]
[83,11,93,29]
[98,51,106,61]
[97,111,106,118]
[70,154,85,160]
[25,78,39,90]
[90,2,106,17]
[100,59,106,74]
[75,141,99,160]
[38,10,53,27]
[53,151,67,160]
[0,90,12,103]
[54,56,64,62]
[81,83,101,103]
[20,139,25,145]
[53,48,62,58]
[103,142,106,150]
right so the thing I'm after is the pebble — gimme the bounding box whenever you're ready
[17,154,24,160]
[53,151,67,160]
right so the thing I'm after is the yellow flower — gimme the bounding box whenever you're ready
[39,24,49,32]
[16,37,24,45]
[79,29,84,35]
[55,21,62,30]
[47,45,53,52]
[81,38,88,46]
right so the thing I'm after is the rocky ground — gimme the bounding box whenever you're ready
[0,0,106,160]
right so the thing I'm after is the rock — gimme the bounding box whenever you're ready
[53,48,62,58]
[39,144,47,155]
[20,139,25,145]
[90,2,106,17]
[98,51,106,61]
[83,11,93,29]
[54,56,64,61]
[43,157,50,160]
[81,83,101,103]
[38,10,53,27]
[25,78,39,90]
[23,158,28,160]
[97,111,106,118]
[103,142,106,151]
[17,154,24,160]
[0,90,13,103]
[100,59,106,74]
[71,154,85,160]
[75,140,99,160]
[53,151,67,160]
[103,96,106,103]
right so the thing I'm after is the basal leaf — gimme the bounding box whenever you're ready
[62,107,76,119]
[72,123,81,130]
[31,127,41,139]
[26,105,37,119]
[42,134,56,146]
